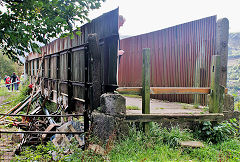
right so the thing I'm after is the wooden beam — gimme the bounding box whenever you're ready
[209,55,225,113]
[142,48,150,134]
[88,34,101,111]
[125,113,224,122]
[117,87,142,94]
[117,87,228,95]
[150,87,210,94]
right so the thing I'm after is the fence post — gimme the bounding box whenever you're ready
[216,18,229,87]
[142,48,150,133]
[209,55,224,113]
[67,50,74,113]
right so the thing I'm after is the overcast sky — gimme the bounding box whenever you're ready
[88,0,240,36]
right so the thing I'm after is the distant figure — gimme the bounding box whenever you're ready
[118,15,125,29]
[4,75,11,91]
[117,15,126,84]
[17,75,20,91]
[11,72,18,91]
[118,15,126,63]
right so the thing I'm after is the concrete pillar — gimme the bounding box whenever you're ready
[216,18,229,87]
[223,94,234,112]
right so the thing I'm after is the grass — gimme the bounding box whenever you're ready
[0,81,29,114]
[14,122,240,161]
[181,103,193,109]
[110,123,240,161]
[121,93,142,98]
[126,105,140,110]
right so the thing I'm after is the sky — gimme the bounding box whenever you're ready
[88,0,240,37]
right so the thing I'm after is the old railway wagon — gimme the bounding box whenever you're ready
[26,8,119,112]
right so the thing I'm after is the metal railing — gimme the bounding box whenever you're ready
[0,113,85,161]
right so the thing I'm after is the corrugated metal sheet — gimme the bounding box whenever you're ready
[118,16,217,104]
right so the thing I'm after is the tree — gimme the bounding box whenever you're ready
[0,54,23,79]
[0,0,105,61]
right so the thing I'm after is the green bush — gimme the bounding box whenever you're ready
[195,119,240,143]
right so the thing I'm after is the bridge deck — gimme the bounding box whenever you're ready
[125,96,208,115]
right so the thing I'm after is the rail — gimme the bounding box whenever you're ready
[117,87,228,95]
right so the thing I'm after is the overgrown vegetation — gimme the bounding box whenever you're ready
[228,32,240,109]
[195,119,240,143]
[0,54,23,80]
[0,80,29,114]
[14,121,240,161]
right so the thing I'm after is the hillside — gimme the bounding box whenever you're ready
[229,33,240,58]
[228,33,240,103]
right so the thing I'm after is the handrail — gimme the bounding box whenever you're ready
[117,87,228,95]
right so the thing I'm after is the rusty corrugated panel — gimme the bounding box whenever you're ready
[119,16,217,105]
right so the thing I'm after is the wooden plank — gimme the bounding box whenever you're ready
[117,87,142,94]
[67,50,74,113]
[142,48,150,134]
[88,34,101,111]
[117,87,228,95]
[209,55,225,113]
[125,113,224,122]
[150,87,210,94]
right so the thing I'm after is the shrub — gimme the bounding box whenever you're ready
[195,119,240,143]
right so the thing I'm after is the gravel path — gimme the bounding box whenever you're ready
[125,96,206,114]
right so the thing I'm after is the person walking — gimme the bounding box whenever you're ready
[16,75,20,91]
[4,75,11,91]
[11,72,18,91]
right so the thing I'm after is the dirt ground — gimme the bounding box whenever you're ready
[125,96,206,114]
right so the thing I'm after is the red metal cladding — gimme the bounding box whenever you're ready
[119,16,217,104]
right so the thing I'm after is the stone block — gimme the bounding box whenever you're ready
[92,111,115,142]
[91,111,129,142]
[180,141,204,148]
[100,93,126,117]
[223,94,234,112]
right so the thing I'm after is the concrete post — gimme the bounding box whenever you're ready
[216,18,229,87]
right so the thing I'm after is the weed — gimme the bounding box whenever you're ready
[182,105,188,109]
[235,101,240,111]
[156,107,165,109]
[203,106,209,113]
[121,93,142,98]
[126,105,140,110]
[193,104,200,109]
[181,103,194,109]
[195,119,240,143]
